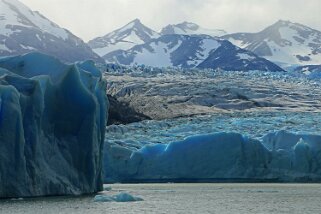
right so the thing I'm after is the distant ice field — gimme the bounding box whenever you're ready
[106,112,321,149]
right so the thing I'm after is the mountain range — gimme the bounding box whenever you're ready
[0,0,320,71]
[104,34,283,71]
[89,18,321,71]
[88,19,228,59]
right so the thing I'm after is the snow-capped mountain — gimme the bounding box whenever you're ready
[88,19,160,57]
[0,0,101,63]
[222,20,321,67]
[161,22,226,37]
[104,34,284,72]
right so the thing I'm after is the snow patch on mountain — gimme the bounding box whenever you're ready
[0,43,10,52]
[237,53,255,60]
[0,0,68,39]
[161,22,226,37]
[134,41,182,67]
[187,39,221,66]
[93,42,134,58]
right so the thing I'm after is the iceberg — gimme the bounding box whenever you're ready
[94,193,143,202]
[105,131,321,183]
[0,52,108,198]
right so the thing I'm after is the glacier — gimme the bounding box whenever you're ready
[105,68,321,120]
[104,67,321,183]
[105,130,321,183]
[0,52,108,198]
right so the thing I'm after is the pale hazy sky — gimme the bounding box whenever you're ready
[20,0,321,42]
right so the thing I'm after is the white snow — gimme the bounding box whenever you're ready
[94,41,135,57]
[226,38,248,48]
[188,38,221,66]
[0,43,10,52]
[167,23,227,37]
[20,44,36,50]
[133,41,182,67]
[237,53,255,60]
[264,39,298,64]
[277,27,321,65]
[0,0,68,39]
[36,34,41,41]
[123,31,145,45]
[171,26,187,35]
[202,39,220,51]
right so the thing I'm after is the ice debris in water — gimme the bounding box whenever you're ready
[94,193,143,202]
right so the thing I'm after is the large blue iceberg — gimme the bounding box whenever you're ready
[0,53,108,198]
[105,131,321,182]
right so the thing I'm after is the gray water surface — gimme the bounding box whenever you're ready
[1,183,321,214]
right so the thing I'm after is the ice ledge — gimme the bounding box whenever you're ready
[105,131,321,183]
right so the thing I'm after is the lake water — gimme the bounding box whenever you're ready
[1,183,321,214]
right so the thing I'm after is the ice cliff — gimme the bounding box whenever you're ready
[0,52,108,198]
[105,131,321,183]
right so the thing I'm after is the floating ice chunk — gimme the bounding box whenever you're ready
[94,193,143,202]
[114,192,143,202]
[94,195,115,202]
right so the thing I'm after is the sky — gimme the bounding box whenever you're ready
[20,0,321,42]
